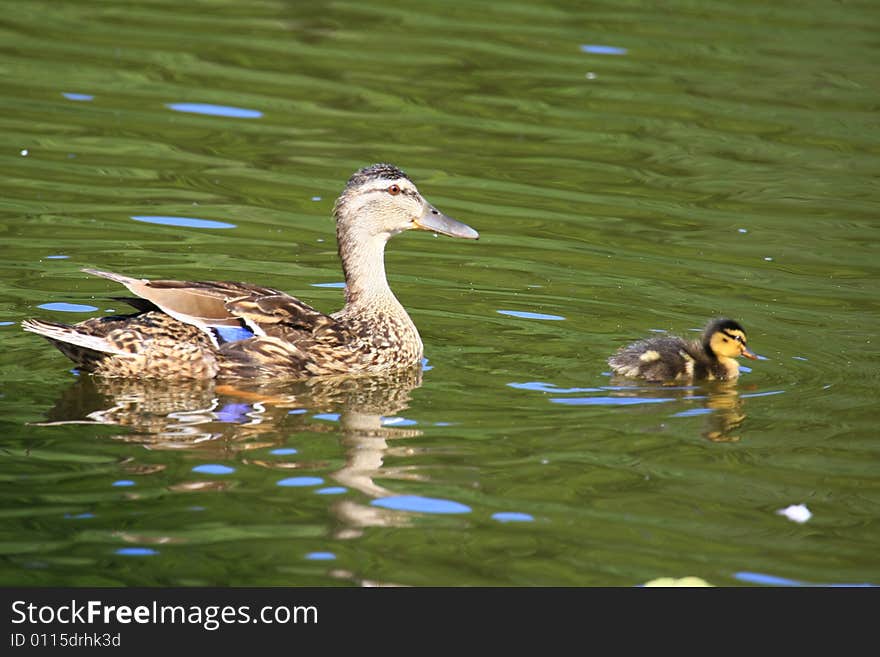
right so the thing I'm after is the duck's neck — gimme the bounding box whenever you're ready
[717,356,740,379]
[337,225,403,315]
[699,341,739,379]
[700,338,718,362]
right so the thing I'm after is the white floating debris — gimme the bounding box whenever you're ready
[764,257,774,261]
[738,228,748,233]
[585,72,597,80]
[643,576,713,587]
[20,149,28,156]
[776,503,812,524]
[311,196,322,201]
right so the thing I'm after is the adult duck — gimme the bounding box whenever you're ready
[23,163,479,379]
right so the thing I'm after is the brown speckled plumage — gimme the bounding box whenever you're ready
[23,163,479,380]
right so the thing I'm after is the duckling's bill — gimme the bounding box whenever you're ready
[414,207,479,240]
[741,346,759,360]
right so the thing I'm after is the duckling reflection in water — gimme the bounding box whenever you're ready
[599,381,750,443]
[609,318,758,383]
[700,384,747,442]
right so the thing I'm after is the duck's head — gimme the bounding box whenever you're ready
[703,318,758,361]
[333,163,479,242]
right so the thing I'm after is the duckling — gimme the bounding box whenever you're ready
[608,318,758,383]
[22,163,479,379]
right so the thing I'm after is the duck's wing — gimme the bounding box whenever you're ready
[609,336,693,382]
[83,268,346,346]
[84,269,272,330]
[224,293,342,337]
[217,296,358,378]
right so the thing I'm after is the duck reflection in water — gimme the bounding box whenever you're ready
[699,384,748,442]
[38,365,429,532]
[604,378,749,442]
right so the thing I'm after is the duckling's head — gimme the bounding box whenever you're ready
[333,163,479,242]
[703,318,758,361]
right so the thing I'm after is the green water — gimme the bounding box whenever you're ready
[1,0,878,586]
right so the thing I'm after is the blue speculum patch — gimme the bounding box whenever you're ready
[213,325,255,343]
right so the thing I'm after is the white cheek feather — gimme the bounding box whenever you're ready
[677,352,694,379]
[639,350,660,363]
[241,316,266,337]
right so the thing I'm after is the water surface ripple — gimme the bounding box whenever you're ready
[1,0,878,587]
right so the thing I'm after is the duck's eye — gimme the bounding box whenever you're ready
[387,184,401,195]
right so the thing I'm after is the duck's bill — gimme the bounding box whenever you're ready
[742,347,759,360]
[415,208,479,240]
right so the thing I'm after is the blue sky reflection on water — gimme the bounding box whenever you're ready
[492,512,535,523]
[371,496,471,514]
[315,487,347,495]
[277,477,324,487]
[671,408,714,417]
[497,310,565,321]
[735,571,876,587]
[115,548,158,557]
[131,216,236,229]
[192,464,236,475]
[580,44,628,55]
[37,302,99,312]
[551,396,680,406]
[508,381,603,393]
[166,102,262,118]
[62,92,94,101]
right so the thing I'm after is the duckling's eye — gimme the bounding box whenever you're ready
[387,184,401,195]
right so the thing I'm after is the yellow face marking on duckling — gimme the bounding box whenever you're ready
[710,329,754,360]
[729,329,758,360]
[639,350,660,363]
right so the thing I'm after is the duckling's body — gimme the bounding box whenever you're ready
[23,164,479,380]
[608,318,757,383]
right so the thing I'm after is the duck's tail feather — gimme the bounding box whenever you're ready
[81,268,144,287]
[21,319,128,356]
